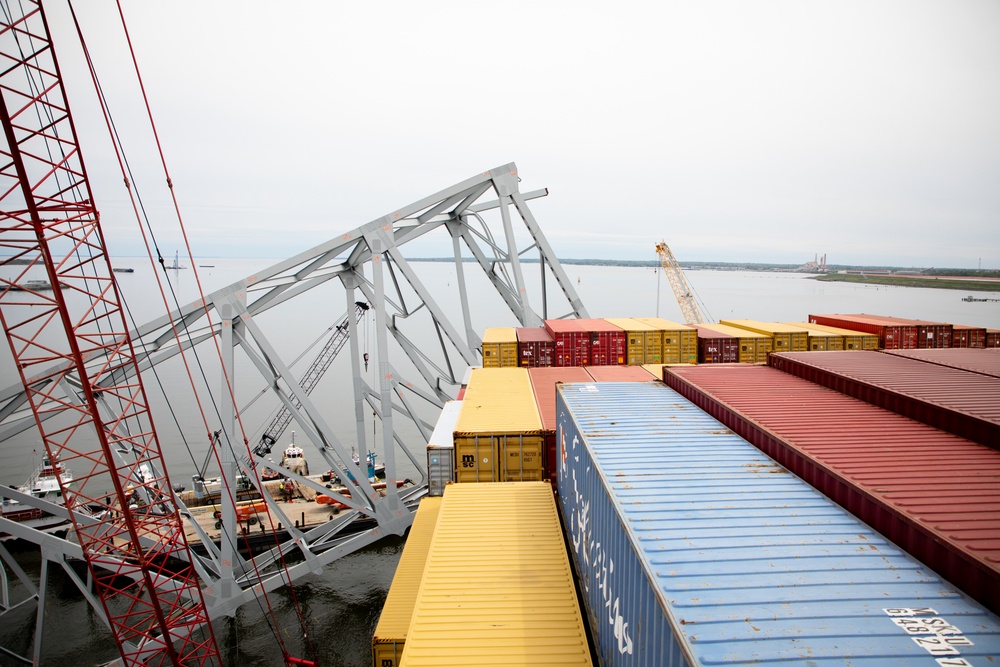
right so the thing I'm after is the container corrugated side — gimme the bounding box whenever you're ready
[863,314,954,349]
[770,350,1000,449]
[809,313,918,349]
[556,381,1000,666]
[454,368,544,482]
[604,317,662,364]
[952,324,987,348]
[482,327,519,367]
[693,325,739,363]
[881,348,1000,379]
[988,329,1000,348]
[426,401,462,497]
[662,364,1000,615]
[781,322,845,350]
[720,319,810,352]
[399,483,592,667]
[372,497,443,667]
[698,323,772,362]
[545,319,591,366]
[576,318,626,366]
[635,317,697,363]
[516,327,555,367]
[796,321,880,350]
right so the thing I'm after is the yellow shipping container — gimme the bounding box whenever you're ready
[371,497,443,667]
[720,319,809,353]
[635,317,697,363]
[698,323,772,363]
[604,317,662,364]
[399,483,593,667]
[780,322,845,351]
[794,321,880,350]
[454,368,544,483]
[482,327,518,367]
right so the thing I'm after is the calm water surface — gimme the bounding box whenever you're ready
[1,259,998,665]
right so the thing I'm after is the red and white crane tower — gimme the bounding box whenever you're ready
[0,3,221,665]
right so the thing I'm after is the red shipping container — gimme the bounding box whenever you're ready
[882,348,1000,379]
[987,329,1000,348]
[694,325,739,363]
[952,324,987,348]
[769,350,1000,449]
[544,319,591,367]
[584,365,657,381]
[808,313,918,349]
[527,367,593,487]
[662,363,1000,615]
[577,318,625,366]
[864,314,953,348]
[515,327,555,367]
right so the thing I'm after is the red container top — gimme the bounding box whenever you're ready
[769,350,1000,448]
[516,327,554,343]
[663,363,1000,614]
[544,319,590,334]
[585,365,657,382]
[882,348,1000,379]
[693,325,736,339]
[576,318,623,333]
[527,367,593,430]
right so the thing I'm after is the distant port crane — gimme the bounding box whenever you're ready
[655,240,706,325]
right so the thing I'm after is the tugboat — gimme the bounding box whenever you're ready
[1,455,74,536]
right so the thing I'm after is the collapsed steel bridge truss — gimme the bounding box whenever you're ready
[0,163,587,663]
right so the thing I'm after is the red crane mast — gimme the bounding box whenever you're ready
[0,3,221,665]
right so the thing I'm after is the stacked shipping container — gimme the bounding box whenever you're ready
[576,318,626,366]
[952,324,988,348]
[769,350,1000,448]
[636,317,697,363]
[603,318,662,364]
[720,319,809,352]
[399,483,593,667]
[693,325,738,363]
[481,327,518,367]
[698,323,771,362]
[515,327,555,367]
[797,321,881,350]
[809,313,918,349]
[556,381,1000,666]
[545,319,591,366]
[661,364,1000,614]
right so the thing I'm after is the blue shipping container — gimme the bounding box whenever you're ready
[555,381,1000,666]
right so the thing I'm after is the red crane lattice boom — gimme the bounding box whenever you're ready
[0,3,221,665]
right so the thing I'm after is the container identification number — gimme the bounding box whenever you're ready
[883,608,976,665]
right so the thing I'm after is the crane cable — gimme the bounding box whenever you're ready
[70,3,315,663]
[110,2,316,658]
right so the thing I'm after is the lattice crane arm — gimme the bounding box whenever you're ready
[655,240,706,325]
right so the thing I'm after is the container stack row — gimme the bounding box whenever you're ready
[556,380,1000,666]
[810,313,1000,349]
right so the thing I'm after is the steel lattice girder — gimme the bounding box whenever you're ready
[0,163,587,652]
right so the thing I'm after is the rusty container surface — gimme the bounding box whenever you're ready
[545,319,591,367]
[863,314,954,349]
[808,313,918,349]
[952,324,988,349]
[516,327,555,367]
[698,323,772,363]
[720,319,809,353]
[603,317,662,364]
[454,368,544,482]
[693,325,739,363]
[528,367,594,487]
[585,365,657,381]
[661,363,1000,616]
[769,350,1000,449]
[635,317,697,363]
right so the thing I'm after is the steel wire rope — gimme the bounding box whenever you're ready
[109,3,317,661]
[3,2,219,664]
[69,4,304,662]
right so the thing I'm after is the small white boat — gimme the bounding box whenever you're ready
[1,455,74,536]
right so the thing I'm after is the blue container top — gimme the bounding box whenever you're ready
[556,381,1000,666]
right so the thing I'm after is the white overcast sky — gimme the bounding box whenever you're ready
[46,1,1000,268]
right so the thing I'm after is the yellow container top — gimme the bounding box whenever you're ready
[372,497,443,644]
[720,319,811,335]
[455,368,542,435]
[482,327,517,343]
[699,323,769,339]
[794,321,878,337]
[400,483,592,666]
[780,322,849,337]
[603,317,658,332]
[635,317,696,331]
